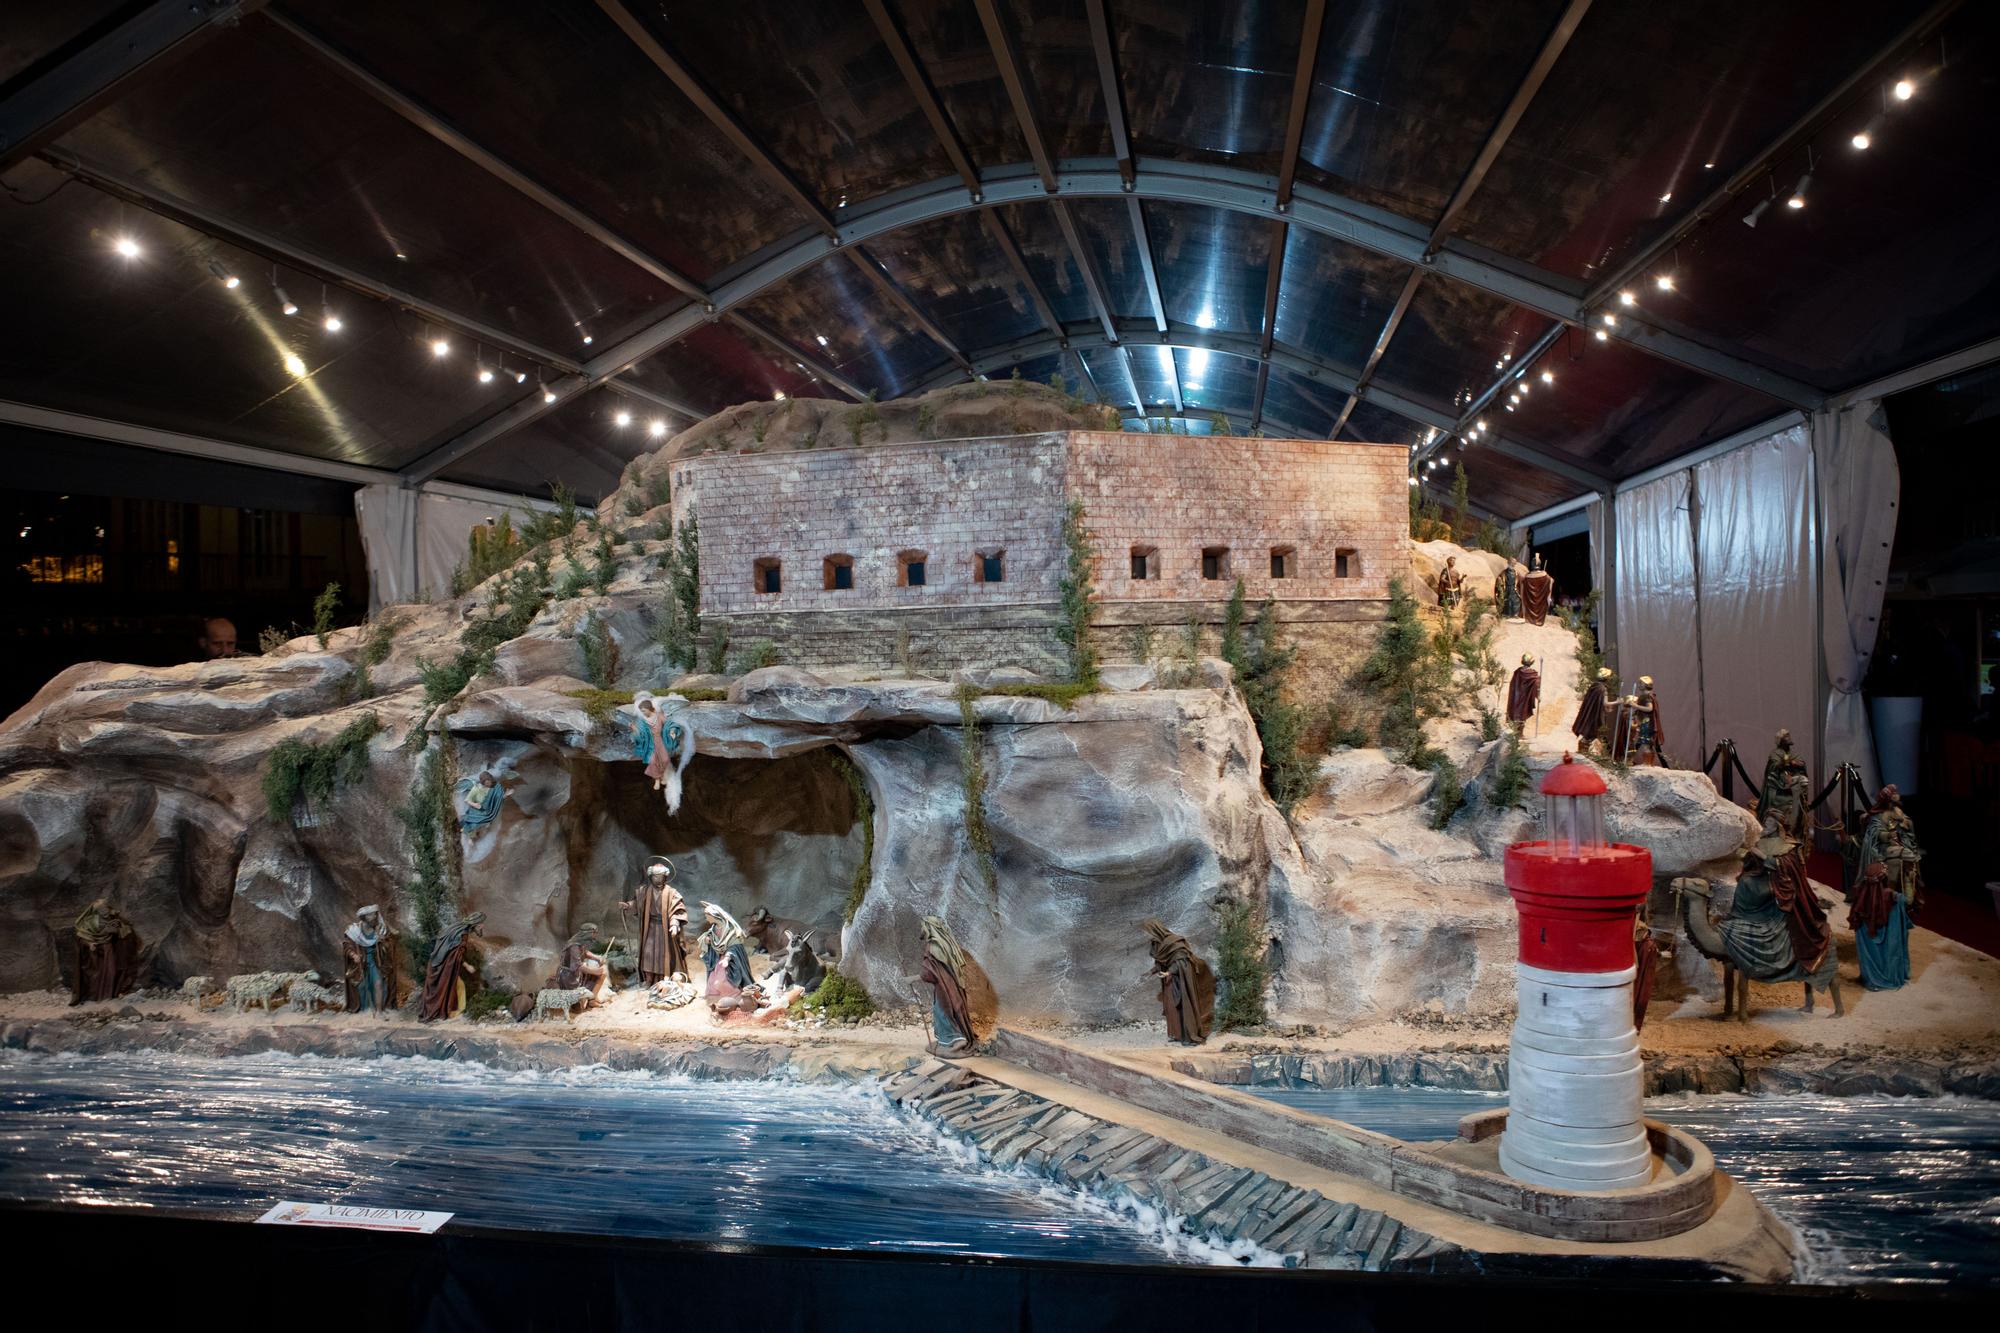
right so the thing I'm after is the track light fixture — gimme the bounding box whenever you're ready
[613,410,633,428]
[206,259,238,288]
[431,337,450,358]
[648,419,667,438]
[320,285,341,332]
[1893,77,1914,100]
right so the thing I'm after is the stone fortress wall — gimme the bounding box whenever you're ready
[673,431,1408,681]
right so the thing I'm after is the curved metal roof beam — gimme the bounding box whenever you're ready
[409,157,1806,482]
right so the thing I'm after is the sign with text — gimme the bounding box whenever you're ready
[256,1202,453,1234]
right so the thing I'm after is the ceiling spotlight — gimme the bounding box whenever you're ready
[1619,290,1637,306]
[774,391,786,401]
[1851,131,1872,151]
[324,313,343,332]
[614,410,633,428]
[206,260,239,288]
[815,334,829,347]
[319,285,340,331]
[648,418,667,438]
[394,250,409,261]
[512,369,528,384]
[431,338,450,358]
[543,387,558,404]
[1787,173,1811,209]
[581,333,594,345]
[1502,353,1512,363]
[1658,191,1672,204]
[273,281,298,316]
[477,365,494,384]
[1893,78,1914,101]
[113,235,141,259]
[1595,328,1610,342]
[1703,161,1716,169]
[283,353,307,377]
[1655,273,1676,292]
[1742,197,1773,228]
[1541,370,1555,385]
[1517,379,1529,395]
[1408,476,1419,487]
[1601,312,1618,327]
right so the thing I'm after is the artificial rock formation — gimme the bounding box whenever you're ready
[0,407,1758,1039]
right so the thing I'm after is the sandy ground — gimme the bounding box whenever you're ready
[7,904,1995,1074]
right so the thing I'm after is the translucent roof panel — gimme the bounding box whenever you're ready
[0,1,128,86]
[632,3,953,210]
[1148,204,1275,338]
[867,213,1048,351]
[1452,0,1930,281]
[1078,346,1140,407]
[736,258,956,400]
[1372,280,1545,413]
[58,21,687,353]
[1645,7,2000,392]
[1344,400,1427,449]
[1175,346,1260,425]
[1124,345,1179,411]
[626,323,832,413]
[993,203,1096,326]
[279,0,807,280]
[1069,200,1150,322]
[1259,372,1345,438]
[1000,0,1115,159]
[1110,0,1306,178]
[437,391,636,504]
[1271,228,1407,374]
[1496,335,1786,478]
[895,0,1094,171]
[0,164,539,473]
[1296,0,1571,221]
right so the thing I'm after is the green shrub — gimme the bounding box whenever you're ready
[565,687,634,725]
[417,655,475,710]
[1479,706,1501,743]
[736,639,778,672]
[554,558,591,601]
[703,623,731,674]
[652,515,701,670]
[398,740,460,962]
[1323,699,1370,750]
[1489,725,1531,811]
[579,611,618,688]
[790,969,875,1023]
[449,514,523,597]
[981,681,1094,708]
[1055,499,1099,691]
[262,712,381,823]
[312,583,341,649]
[591,529,617,594]
[1222,580,1314,813]
[1130,622,1154,661]
[1214,896,1268,1031]
[464,986,514,1021]
[1359,577,1452,754]
[848,389,882,447]
[1428,756,1465,829]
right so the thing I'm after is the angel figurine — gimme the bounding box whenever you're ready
[627,691,697,815]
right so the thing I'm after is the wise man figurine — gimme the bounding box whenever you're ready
[1436,555,1464,609]
[621,856,689,986]
[1572,666,1612,752]
[342,904,404,1014]
[1520,552,1554,626]
[1506,653,1541,727]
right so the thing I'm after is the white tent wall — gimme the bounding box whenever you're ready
[1690,425,1818,778]
[1814,401,1899,795]
[1612,472,1704,767]
[354,483,560,612]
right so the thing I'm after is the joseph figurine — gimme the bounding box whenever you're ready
[418,912,484,1022]
[71,899,139,1004]
[622,856,689,984]
[1142,919,1216,1045]
[342,904,404,1013]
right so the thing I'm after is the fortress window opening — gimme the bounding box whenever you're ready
[897,550,927,588]
[975,549,1005,584]
[1270,546,1296,580]
[753,557,781,595]
[823,554,854,591]
[1336,548,1360,579]
[1130,545,1159,580]
[1201,546,1230,581]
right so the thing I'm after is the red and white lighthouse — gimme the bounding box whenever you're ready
[1499,755,1654,1190]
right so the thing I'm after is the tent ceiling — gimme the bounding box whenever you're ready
[1,0,1994,517]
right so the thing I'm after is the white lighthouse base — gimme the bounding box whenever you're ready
[1498,962,1651,1191]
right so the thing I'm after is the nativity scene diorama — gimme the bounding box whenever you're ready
[0,382,1989,1283]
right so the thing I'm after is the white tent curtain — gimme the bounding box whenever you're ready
[355,483,547,611]
[1813,400,1899,793]
[1613,472,1703,767]
[1690,425,1817,777]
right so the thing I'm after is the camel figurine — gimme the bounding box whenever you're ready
[1671,867,1843,1022]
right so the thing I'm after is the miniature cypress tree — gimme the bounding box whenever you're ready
[1214,896,1268,1030]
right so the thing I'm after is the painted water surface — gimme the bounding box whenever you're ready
[1250,1082,2000,1284]
[0,1050,1250,1265]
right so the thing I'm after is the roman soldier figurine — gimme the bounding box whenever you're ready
[1506,653,1541,726]
[1519,553,1554,626]
[1494,563,1522,618]
[1572,666,1612,752]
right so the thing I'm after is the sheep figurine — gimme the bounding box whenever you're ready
[287,976,346,1013]
[533,986,594,1023]
[225,970,317,1014]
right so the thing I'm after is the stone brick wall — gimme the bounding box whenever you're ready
[1067,431,1405,606]
[680,431,1407,689]
[677,436,1068,617]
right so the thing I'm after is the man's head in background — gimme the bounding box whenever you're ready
[198,617,239,659]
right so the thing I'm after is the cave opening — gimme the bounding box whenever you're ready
[567,748,865,950]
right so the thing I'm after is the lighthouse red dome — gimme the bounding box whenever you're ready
[1539,753,1607,797]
